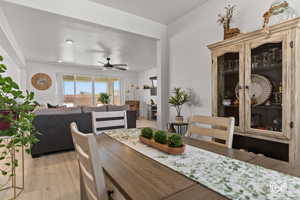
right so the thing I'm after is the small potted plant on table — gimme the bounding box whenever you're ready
[139,128,185,155]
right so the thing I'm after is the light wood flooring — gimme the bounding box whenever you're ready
[0,120,157,200]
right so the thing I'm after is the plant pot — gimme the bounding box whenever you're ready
[139,136,185,155]
[175,116,184,123]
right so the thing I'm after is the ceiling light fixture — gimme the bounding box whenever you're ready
[65,39,74,45]
[58,60,63,63]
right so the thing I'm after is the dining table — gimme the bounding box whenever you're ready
[80,131,300,200]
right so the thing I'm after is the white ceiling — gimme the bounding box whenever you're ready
[90,0,208,24]
[1,3,158,72]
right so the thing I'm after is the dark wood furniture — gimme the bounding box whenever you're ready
[125,100,140,118]
[80,134,300,200]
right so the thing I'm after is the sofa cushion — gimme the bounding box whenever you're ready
[82,105,107,113]
[62,107,82,114]
[34,107,82,115]
[107,105,129,111]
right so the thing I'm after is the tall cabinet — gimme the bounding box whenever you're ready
[208,18,300,165]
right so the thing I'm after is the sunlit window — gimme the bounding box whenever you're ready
[62,75,121,107]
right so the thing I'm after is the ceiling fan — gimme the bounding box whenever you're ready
[98,58,128,71]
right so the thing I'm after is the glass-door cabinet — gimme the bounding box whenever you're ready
[209,18,300,165]
[211,32,293,140]
[244,32,291,139]
[212,45,245,132]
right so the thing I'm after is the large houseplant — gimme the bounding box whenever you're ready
[169,88,190,123]
[0,55,38,179]
[98,93,110,104]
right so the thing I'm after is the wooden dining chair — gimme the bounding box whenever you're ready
[92,111,127,135]
[70,122,108,200]
[187,115,235,148]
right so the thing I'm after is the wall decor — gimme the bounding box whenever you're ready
[263,0,298,28]
[31,73,52,91]
[217,4,240,40]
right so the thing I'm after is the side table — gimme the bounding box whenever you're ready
[167,122,189,136]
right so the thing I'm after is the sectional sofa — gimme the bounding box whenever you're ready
[31,105,136,157]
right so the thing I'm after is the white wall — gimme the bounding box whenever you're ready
[138,68,157,118]
[168,0,300,121]
[0,45,21,84]
[25,61,138,105]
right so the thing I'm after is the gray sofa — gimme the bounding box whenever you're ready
[31,105,136,157]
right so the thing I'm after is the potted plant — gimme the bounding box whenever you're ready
[154,131,167,144]
[167,134,185,154]
[169,88,190,123]
[0,55,39,193]
[139,128,185,155]
[98,93,110,105]
[140,127,153,139]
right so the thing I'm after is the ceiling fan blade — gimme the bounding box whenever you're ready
[112,64,128,67]
[98,60,105,64]
[114,66,128,71]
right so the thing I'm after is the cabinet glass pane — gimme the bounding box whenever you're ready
[250,43,282,132]
[217,53,240,126]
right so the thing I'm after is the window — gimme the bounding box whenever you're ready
[75,76,93,106]
[63,75,75,107]
[113,80,121,105]
[95,78,108,106]
[62,75,121,107]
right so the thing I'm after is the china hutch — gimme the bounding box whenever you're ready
[208,18,300,165]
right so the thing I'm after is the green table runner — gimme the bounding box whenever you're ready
[105,129,300,200]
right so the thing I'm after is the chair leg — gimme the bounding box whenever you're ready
[80,168,88,200]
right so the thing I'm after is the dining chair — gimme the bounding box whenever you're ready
[187,115,235,148]
[92,111,127,135]
[70,122,108,200]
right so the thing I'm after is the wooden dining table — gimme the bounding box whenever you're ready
[81,134,300,200]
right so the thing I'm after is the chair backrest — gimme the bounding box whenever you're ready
[70,122,108,200]
[187,115,235,148]
[92,111,127,135]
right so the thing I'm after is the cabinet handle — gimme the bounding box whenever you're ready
[245,85,250,90]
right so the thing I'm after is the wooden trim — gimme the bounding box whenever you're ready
[211,44,245,132]
[234,132,290,144]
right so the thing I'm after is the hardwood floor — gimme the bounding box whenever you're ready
[137,119,157,129]
[0,120,157,200]
[0,151,80,200]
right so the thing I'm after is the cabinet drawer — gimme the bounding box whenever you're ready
[105,176,127,200]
